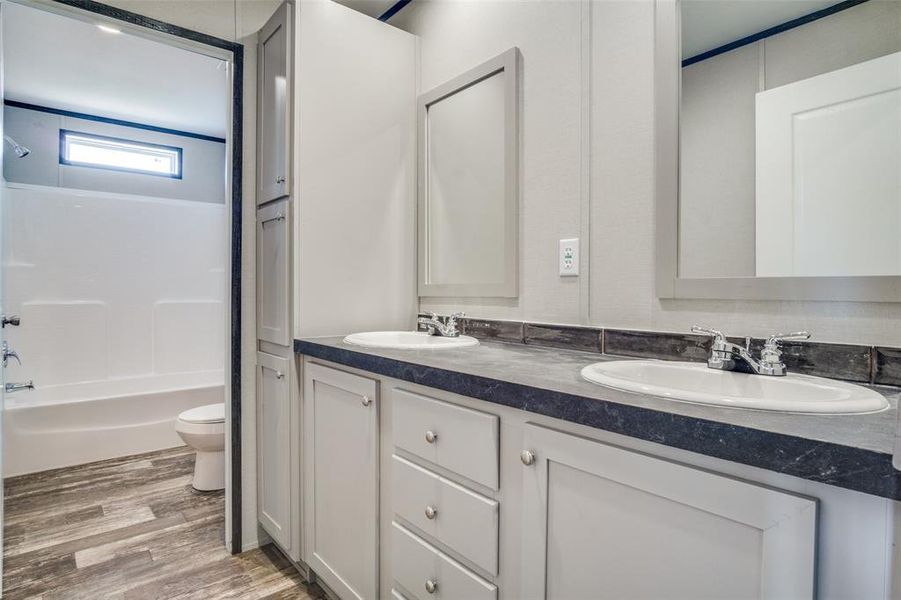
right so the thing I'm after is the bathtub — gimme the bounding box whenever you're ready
[3,371,224,476]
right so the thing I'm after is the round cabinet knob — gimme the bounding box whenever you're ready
[361,395,372,407]
[521,450,536,466]
[425,579,438,594]
[425,505,438,520]
[425,430,438,444]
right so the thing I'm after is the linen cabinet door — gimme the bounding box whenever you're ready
[257,0,292,204]
[303,362,379,600]
[256,199,290,345]
[519,424,817,600]
[256,352,293,552]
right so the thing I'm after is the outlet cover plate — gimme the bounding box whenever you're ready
[559,238,579,277]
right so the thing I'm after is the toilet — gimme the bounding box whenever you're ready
[175,403,225,491]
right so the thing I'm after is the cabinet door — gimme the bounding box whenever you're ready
[520,424,817,600]
[257,1,292,204]
[257,352,292,550]
[304,362,379,600]
[257,200,290,345]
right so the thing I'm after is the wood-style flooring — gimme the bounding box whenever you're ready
[3,446,322,599]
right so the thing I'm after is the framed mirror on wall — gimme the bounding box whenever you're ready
[655,0,901,301]
[418,47,520,298]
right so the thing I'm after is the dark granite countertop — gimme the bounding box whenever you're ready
[295,336,901,501]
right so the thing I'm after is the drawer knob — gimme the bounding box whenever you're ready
[425,430,438,444]
[362,395,372,407]
[521,450,536,466]
[425,579,438,594]
[425,505,438,520]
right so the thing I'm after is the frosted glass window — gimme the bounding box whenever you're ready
[60,130,182,178]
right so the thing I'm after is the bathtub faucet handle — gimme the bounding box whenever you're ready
[1,314,20,328]
[2,341,22,367]
[5,380,33,393]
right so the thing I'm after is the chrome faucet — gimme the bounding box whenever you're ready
[692,326,810,377]
[418,312,464,338]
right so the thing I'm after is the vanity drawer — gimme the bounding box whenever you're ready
[392,522,497,600]
[393,455,499,574]
[393,389,499,489]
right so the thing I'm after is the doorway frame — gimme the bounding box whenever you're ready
[11,0,245,553]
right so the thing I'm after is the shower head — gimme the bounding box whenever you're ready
[4,135,30,158]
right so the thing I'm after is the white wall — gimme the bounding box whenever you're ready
[4,106,226,204]
[2,184,225,394]
[396,0,587,325]
[294,0,417,337]
[396,0,901,347]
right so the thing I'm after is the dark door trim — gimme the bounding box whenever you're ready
[48,0,245,553]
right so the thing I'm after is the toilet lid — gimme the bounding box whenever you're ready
[179,403,225,424]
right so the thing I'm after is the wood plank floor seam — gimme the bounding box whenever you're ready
[4,447,321,599]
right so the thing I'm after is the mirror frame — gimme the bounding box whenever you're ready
[654,0,901,302]
[418,47,520,298]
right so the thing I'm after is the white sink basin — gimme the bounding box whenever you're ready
[343,331,479,350]
[581,360,888,414]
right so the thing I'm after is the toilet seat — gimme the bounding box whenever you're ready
[178,403,224,424]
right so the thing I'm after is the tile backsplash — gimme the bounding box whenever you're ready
[874,347,901,387]
[523,323,602,353]
[452,316,901,387]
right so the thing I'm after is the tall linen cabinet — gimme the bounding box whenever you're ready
[254,0,417,581]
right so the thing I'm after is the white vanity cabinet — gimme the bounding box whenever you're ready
[393,389,499,490]
[303,362,379,600]
[519,424,818,600]
[257,1,292,204]
[392,522,498,600]
[295,357,892,600]
[256,351,299,558]
[387,386,500,600]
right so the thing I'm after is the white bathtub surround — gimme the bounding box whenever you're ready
[3,183,226,388]
[2,183,226,475]
[175,403,225,491]
[4,372,222,476]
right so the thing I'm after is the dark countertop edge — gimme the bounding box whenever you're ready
[295,339,901,501]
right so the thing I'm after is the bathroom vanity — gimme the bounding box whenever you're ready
[250,1,901,598]
[283,337,900,600]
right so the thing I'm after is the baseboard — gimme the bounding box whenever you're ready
[241,536,261,552]
[263,542,315,585]
[312,573,341,600]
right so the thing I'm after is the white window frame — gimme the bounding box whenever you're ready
[59,129,183,179]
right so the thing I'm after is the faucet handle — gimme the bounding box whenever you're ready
[445,312,464,335]
[761,331,810,369]
[765,331,810,347]
[691,325,726,343]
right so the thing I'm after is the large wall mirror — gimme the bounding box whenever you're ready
[656,0,901,301]
[418,48,520,298]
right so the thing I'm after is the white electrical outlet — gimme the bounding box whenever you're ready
[559,238,579,276]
